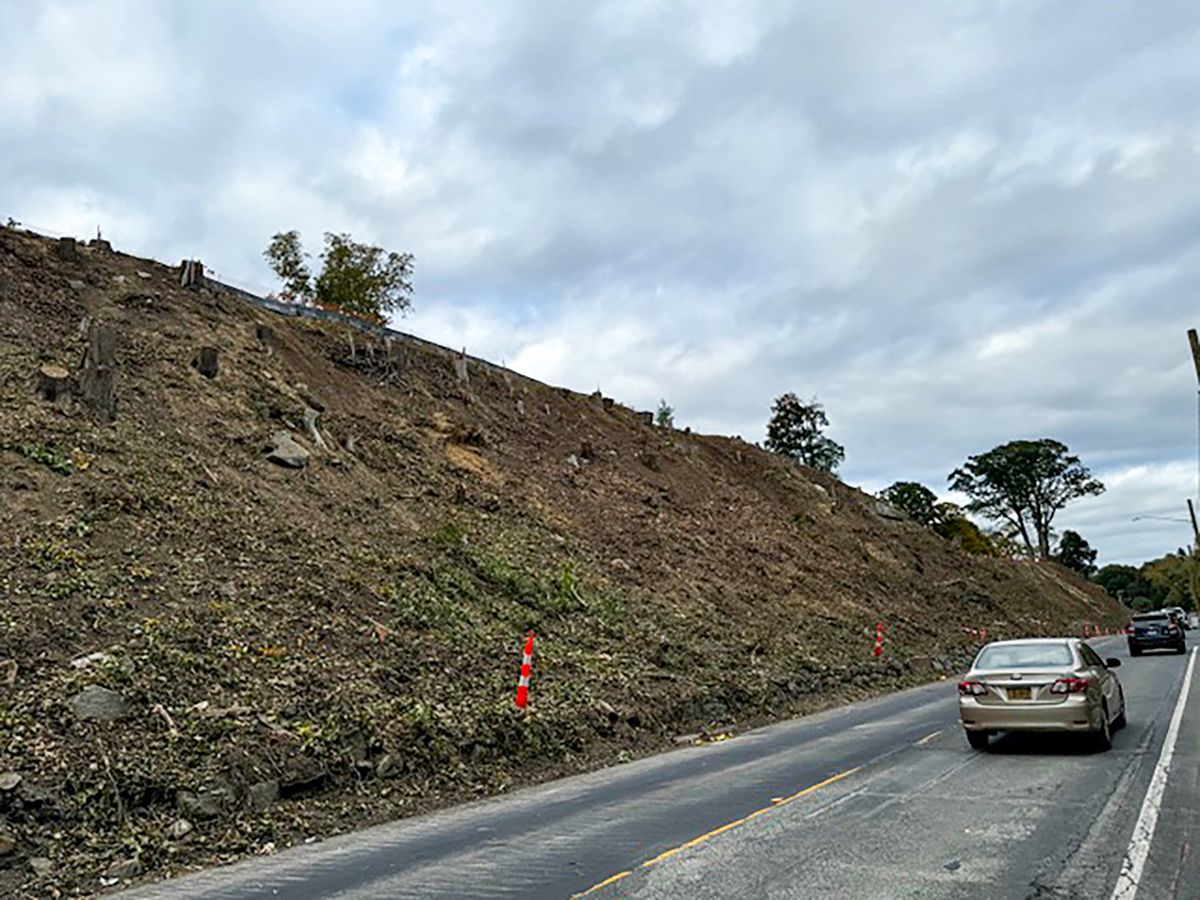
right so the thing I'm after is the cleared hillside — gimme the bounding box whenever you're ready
[0,226,1124,897]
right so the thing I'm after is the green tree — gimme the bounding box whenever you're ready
[1143,553,1194,611]
[655,399,675,429]
[931,502,996,555]
[264,230,311,299]
[1093,564,1145,604]
[948,439,1104,559]
[765,393,845,474]
[879,481,938,526]
[1053,530,1098,577]
[265,231,415,320]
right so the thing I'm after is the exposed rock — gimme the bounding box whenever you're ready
[69,685,129,722]
[35,364,72,402]
[29,857,53,876]
[0,833,16,856]
[0,771,22,791]
[193,346,219,379]
[104,857,142,880]
[873,500,907,521]
[70,650,113,670]
[136,270,152,280]
[177,788,229,820]
[247,779,280,811]
[375,753,401,778]
[68,278,86,291]
[264,431,309,469]
[166,818,193,840]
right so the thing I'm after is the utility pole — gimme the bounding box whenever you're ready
[1187,330,1200,611]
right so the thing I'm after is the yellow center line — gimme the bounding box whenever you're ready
[571,766,862,897]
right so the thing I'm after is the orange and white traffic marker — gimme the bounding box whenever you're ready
[872,622,884,657]
[515,630,535,709]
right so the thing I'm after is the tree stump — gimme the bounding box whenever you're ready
[79,321,118,423]
[193,346,219,379]
[255,324,274,354]
[35,364,72,402]
[55,237,78,260]
[179,259,205,289]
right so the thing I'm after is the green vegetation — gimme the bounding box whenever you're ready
[949,439,1104,559]
[1053,530,1098,576]
[655,399,675,429]
[765,393,844,474]
[16,442,76,475]
[879,481,938,526]
[264,230,415,321]
[1095,551,1196,611]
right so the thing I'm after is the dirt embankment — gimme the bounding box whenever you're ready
[0,227,1124,897]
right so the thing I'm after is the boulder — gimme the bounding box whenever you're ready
[177,788,229,820]
[69,685,129,722]
[873,499,907,521]
[264,432,309,469]
[104,857,142,880]
[166,818,193,840]
[247,779,280,811]
[0,771,22,791]
[29,857,53,876]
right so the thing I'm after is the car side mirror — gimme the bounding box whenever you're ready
[1105,658,1121,668]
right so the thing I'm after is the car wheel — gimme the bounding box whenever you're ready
[965,730,990,751]
[1177,643,1187,655]
[1093,705,1112,751]
[1129,646,1142,657]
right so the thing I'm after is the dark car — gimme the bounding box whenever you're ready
[1128,612,1186,656]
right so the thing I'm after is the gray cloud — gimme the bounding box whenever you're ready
[3,0,1200,564]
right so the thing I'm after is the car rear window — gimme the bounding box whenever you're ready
[1132,615,1169,624]
[975,643,1073,669]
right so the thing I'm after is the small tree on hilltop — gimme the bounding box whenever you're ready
[265,230,414,321]
[1053,530,1098,577]
[879,481,939,526]
[655,399,675,429]
[765,393,845,473]
[948,438,1104,560]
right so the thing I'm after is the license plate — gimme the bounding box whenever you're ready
[1008,687,1032,701]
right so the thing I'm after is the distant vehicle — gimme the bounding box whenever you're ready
[958,638,1125,751]
[1163,606,1189,631]
[1128,612,1186,656]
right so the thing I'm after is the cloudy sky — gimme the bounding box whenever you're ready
[3,1,1200,564]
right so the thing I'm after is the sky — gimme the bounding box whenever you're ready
[3,0,1200,565]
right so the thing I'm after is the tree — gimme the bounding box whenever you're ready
[1093,564,1144,603]
[931,502,996,555]
[264,231,414,321]
[1053,530,1098,577]
[879,481,938,526]
[764,393,845,473]
[948,439,1104,559]
[264,230,312,299]
[655,399,675,429]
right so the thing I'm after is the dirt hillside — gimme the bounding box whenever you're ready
[0,226,1125,897]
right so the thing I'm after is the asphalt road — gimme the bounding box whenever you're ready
[120,634,1200,900]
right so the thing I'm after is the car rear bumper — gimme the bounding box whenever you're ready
[959,695,1098,733]
[1129,636,1183,650]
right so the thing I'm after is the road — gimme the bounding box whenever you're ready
[120,634,1200,900]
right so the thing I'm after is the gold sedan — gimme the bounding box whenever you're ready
[958,638,1126,751]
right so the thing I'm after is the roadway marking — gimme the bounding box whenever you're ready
[914,729,942,746]
[570,767,861,897]
[1110,646,1197,900]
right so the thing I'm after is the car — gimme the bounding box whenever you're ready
[958,638,1125,751]
[1128,611,1186,655]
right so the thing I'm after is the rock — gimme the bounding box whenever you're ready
[247,779,280,811]
[193,346,219,379]
[136,270,152,280]
[166,818,193,840]
[566,454,581,469]
[375,753,401,778]
[35,364,72,402]
[0,771,22,791]
[68,278,85,290]
[70,650,113,670]
[104,857,142,880]
[873,500,907,521]
[0,834,16,856]
[264,431,309,469]
[29,857,53,876]
[177,788,228,820]
[69,685,129,722]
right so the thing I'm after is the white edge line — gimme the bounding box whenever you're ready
[1110,646,1197,900]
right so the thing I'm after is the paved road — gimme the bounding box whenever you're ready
[121,634,1200,900]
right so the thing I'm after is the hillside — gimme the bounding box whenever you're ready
[0,226,1125,897]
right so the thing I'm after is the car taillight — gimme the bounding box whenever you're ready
[1050,677,1090,694]
[958,681,988,696]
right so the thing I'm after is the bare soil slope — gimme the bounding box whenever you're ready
[0,227,1124,896]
